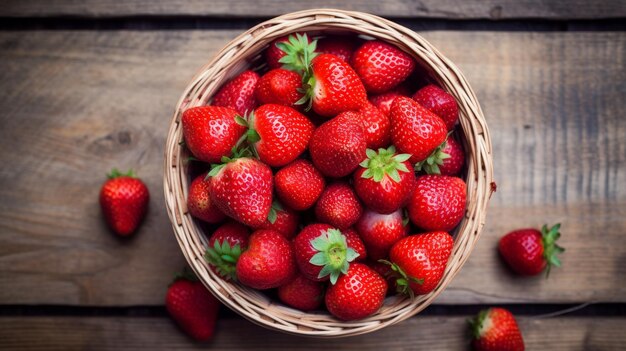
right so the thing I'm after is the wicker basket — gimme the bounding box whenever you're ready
[164,9,494,337]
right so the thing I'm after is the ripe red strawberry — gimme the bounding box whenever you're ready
[255,68,304,109]
[277,274,325,311]
[390,96,447,164]
[246,104,314,167]
[353,146,415,214]
[355,209,408,260]
[358,102,391,149]
[309,111,367,178]
[211,70,259,115]
[367,260,395,292]
[499,224,564,277]
[266,32,311,70]
[369,84,411,117]
[236,229,296,289]
[343,228,367,262]
[413,84,459,131]
[408,175,466,232]
[181,106,246,163]
[254,202,300,239]
[293,224,359,283]
[417,136,465,176]
[99,169,149,236]
[351,40,415,94]
[386,231,454,296]
[205,221,250,280]
[187,172,226,224]
[165,275,220,341]
[316,36,358,62]
[274,159,325,211]
[325,263,387,320]
[469,308,525,351]
[209,157,273,227]
[315,182,363,230]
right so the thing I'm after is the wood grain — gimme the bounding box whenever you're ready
[0,316,624,350]
[1,0,626,20]
[0,30,624,306]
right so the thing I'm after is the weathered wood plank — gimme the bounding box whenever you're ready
[0,316,624,350]
[0,30,624,305]
[1,0,626,20]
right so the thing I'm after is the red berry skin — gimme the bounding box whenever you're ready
[355,209,408,260]
[254,206,300,240]
[369,84,412,117]
[358,102,391,149]
[343,228,368,262]
[412,84,459,131]
[181,106,246,163]
[187,173,226,224]
[252,104,314,167]
[366,260,395,293]
[408,175,467,232]
[236,229,296,289]
[353,159,416,214]
[212,70,260,115]
[310,54,368,117]
[498,229,546,276]
[278,274,325,311]
[265,33,309,69]
[316,36,358,62]
[309,111,367,178]
[275,159,325,211]
[438,137,465,176]
[315,182,364,230]
[207,221,250,279]
[210,158,273,228]
[390,96,447,163]
[325,263,387,321]
[100,175,149,236]
[351,41,415,94]
[166,279,220,342]
[255,69,304,109]
[293,223,336,282]
[471,308,525,351]
[389,231,454,295]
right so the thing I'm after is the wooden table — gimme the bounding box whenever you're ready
[1,2,625,350]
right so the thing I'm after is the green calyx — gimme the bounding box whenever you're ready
[107,168,136,179]
[277,33,318,112]
[468,309,490,339]
[541,223,565,278]
[267,201,284,224]
[415,134,452,175]
[171,266,199,286]
[379,259,424,299]
[206,113,260,179]
[360,146,412,183]
[204,239,243,281]
[309,229,359,285]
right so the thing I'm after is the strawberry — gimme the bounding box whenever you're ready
[293,224,359,283]
[351,40,415,94]
[316,36,358,62]
[274,159,325,211]
[266,32,311,70]
[236,229,296,289]
[369,84,411,117]
[187,172,226,224]
[255,68,304,109]
[358,102,391,149]
[469,308,525,351]
[245,104,314,167]
[407,175,466,232]
[390,96,447,164]
[309,111,367,178]
[165,275,220,341]
[211,70,259,115]
[254,202,300,239]
[416,135,465,176]
[209,157,273,227]
[277,274,325,311]
[353,146,415,214]
[412,84,459,131]
[343,228,367,262]
[355,209,408,260]
[325,263,387,320]
[367,260,395,292]
[205,221,250,280]
[99,169,149,236]
[386,231,454,296]
[181,106,246,163]
[315,182,363,230]
[499,224,564,277]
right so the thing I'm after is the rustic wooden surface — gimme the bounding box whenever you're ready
[1,315,625,350]
[2,0,626,20]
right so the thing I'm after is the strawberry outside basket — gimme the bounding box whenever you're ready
[164,8,494,337]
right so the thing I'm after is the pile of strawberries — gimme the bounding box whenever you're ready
[181,32,468,321]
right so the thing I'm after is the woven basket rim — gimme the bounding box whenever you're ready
[163,8,494,338]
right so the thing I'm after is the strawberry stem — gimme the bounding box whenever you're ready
[541,223,565,278]
[415,133,452,174]
[309,229,359,284]
[204,240,243,281]
[378,259,424,298]
[107,168,135,179]
[359,146,411,183]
